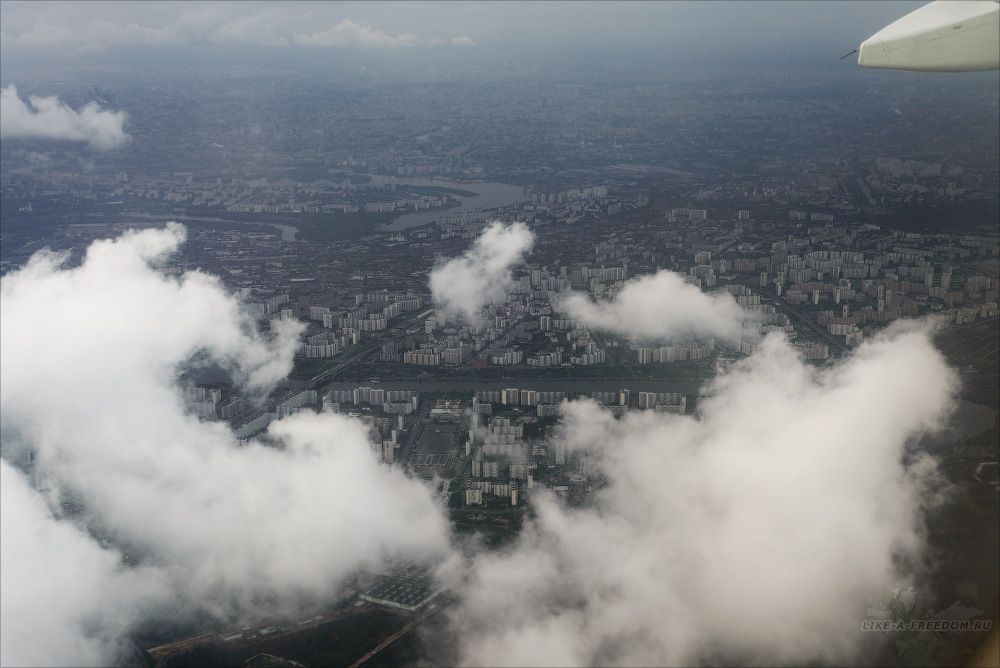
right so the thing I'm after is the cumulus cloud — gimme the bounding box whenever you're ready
[0,85,129,150]
[0,4,473,53]
[0,224,450,665]
[429,221,535,322]
[9,20,176,52]
[442,322,958,666]
[3,221,963,667]
[558,269,747,342]
[294,19,422,48]
[1,461,170,667]
[214,11,292,47]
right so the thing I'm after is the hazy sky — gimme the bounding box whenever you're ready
[0,1,926,67]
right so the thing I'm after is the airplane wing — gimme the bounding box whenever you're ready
[858,0,999,71]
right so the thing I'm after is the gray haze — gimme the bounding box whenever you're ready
[0,1,925,69]
[0,1,995,665]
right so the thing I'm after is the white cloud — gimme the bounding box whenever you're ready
[0,85,129,150]
[215,12,291,48]
[428,221,535,323]
[0,4,473,53]
[443,322,958,666]
[294,19,422,49]
[7,23,74,48]
[0,224,450,665]
[0,461,170,667]
[2,222,964,667]
[558,269,747,342]
[10,20,176,52]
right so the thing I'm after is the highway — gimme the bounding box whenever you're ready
[236,309,433,431]
[398,399,433,468]
[758,286,846,355]
[319,377,704,394]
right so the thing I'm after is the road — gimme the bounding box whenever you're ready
[319,377,704,394]
[236,310,433,430]
[758,285,846,355]
[398,399,433,468]
[348,599,444,668]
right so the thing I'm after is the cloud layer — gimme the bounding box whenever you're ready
[429,221,535,322]
[1,4,474,53]
[0,85,129,150]
[558,269,747,342]
[1,460,170,667]
[443,322,957,666]
[292,19,421,49]
[0,224,449,665]
[1,222,962,667]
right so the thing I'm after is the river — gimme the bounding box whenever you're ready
[368,175,526,231]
